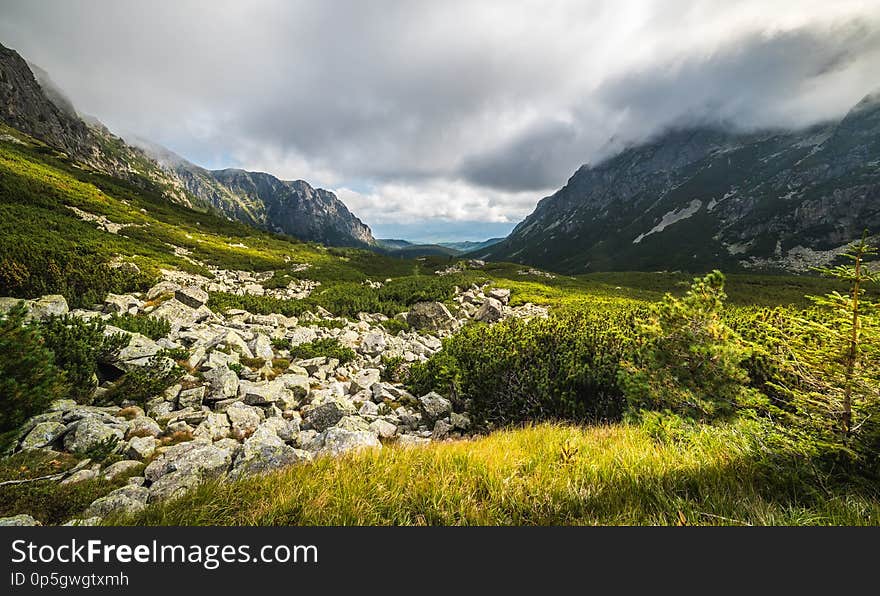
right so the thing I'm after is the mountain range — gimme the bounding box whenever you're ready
[0,42,374,248]
[3,39,878,273]
[480,94,880,273]
[377,237,503,258]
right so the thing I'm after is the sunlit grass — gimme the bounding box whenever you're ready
[120,422,880,526]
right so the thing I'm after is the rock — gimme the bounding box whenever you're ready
[313,428,381,457]
[450,411,471,431]
[251,334,275,360]
[103,460,143,480]
[397,435,431,447]
[174,286,209,309]
[361,331,387,355]
[276,373,310,400]
[126,436,158,460]
[418,392,452,422]
[286,327,318,347]
[350,368,381,393]
[144,440,235,497]
[226,402,263,439]
[221,330,254,358]
[203,349,238,370]
[113,333,161,367]
[146,280,180,301]
[193,412,231,441]
[150,299,208,330]
[487,288,511,304]
[29,295,69,320]
[148,471,202,503]
[230,428,311,478]
[0,514,41,526]
[335,416,371,432]
[258,417,298,442]
[60,468,98,485]
[20,421,66,450]
[126,416,162,438]
[63,517,102,526]
[85,485,150,518]
[177,386,206,409]
[432,419,454,439]
[145,398,175,421]
[358,401,380,417]
[203,366,240,400]
[304,401,345,432]
[49,399,78,411]
[370,419,397,438]
[407,302,456,331]
[239,379,287,405]
[474,297,504,323]
[63,418,123,453]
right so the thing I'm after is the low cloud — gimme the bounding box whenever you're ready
[1,0,878,238]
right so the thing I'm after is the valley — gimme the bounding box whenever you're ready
[0,38,878,528]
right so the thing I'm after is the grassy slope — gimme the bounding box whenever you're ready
[122,422,880,526]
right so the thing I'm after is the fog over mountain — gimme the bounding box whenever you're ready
[1,0,878,239]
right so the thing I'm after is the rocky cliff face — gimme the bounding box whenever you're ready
[482,94,880,273]
[0,42,374,247]
[146,146,375,247]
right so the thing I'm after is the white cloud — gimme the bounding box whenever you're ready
[0,0,878,237]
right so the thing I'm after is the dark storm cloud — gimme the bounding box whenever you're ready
[458,20,880,191]
[0,0,878,234]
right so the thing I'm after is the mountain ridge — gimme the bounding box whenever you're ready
[0,42,374,248]
[480,95,880,273]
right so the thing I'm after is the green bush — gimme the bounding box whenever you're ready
[107,313,171,340]
[289,338,356,364]
[619,271,764,420]
[408,307,639,426]
[39,314,130,403]
[380,354,407,383]
[0,304,67,446]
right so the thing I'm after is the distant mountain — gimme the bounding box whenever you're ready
[438,238,504,252]
[482,94,880,273]
[0,42,374,248]
[139,141,374,247]
[376,237,503,258]
[375,239,459,258]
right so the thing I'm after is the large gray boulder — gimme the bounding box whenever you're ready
[239,379,288,405]
[20,421,66,450]
[203,366,240,400]
[474,297,504,323]
[62,418,123,453]
[304,401,345,432]
[311,427,381,457]
[230,428,311,478]
[29,295,69,319]
[174,286,209,309]
[126,436,158,460]
[418,392,452,422]
[349,368,381,393]
[226,402,263,439]
[86,485,150,518]
[407,302,456,331]
[144,441,235,502]
[0,514,41,526]
[193,412,231,441]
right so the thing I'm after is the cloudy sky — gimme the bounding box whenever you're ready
[1,1,879,242]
